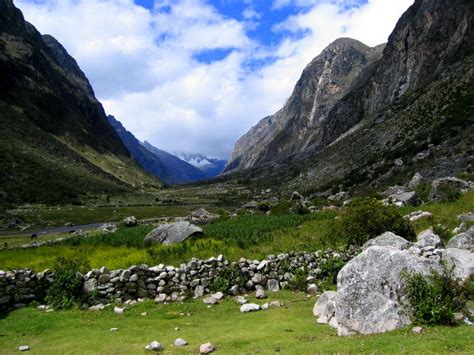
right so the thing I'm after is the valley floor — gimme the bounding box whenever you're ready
[0,291,473,354]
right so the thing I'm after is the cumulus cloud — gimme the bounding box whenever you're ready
[16,0,414,159]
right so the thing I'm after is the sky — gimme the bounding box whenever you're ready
[15,0,414,159]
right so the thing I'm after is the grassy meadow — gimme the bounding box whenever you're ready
[0,291,473,354]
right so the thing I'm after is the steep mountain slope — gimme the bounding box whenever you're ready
[0,0,161,205]
[141,142,208,184]
[225,0,473,194]
[174,152,227,178]
[225,38,385,172]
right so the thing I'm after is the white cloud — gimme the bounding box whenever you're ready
[15,0,414,159]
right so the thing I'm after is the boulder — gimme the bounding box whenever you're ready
[256,289,267,299]
[145,221,203,245]
[362,232,411,250]
[327,191,350,203]
[415,230,443,249]
[408,173,423,190]
[199,343,215,354]
[313,291,337,324]
[240,303,260,313]
[145,341,163,351]
[174,338,188,347]
[442,248,474,280]
[429,177,473,202]
[123,216,137,227]
[335,246,440,336]
[447,227,474,252]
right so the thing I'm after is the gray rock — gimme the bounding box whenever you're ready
[145,221,203,245]
[415,230,443,249]
[335,246,440,336]
[211,292,224,300]
[429,177,473,202]
[442,248,474,280]
[146,341,163,351]
[174,338,188,347]
[194,285,204,299]
[412,326,423,334]
[327,191,350,203]
[408,173,423,190]
[18,345,30,352]
[269,300,282,308]
[256,289,267,299]
[362,232,411,250]
[240,303,261,313]
[307,284,318,295]
[458,212,474,222]
[313,291,337,323]
[124,216,138,227]
[83,278,97,293]
[235,296,247,305]
[266,279,280,292]
[447,227,474,252]
[199,342,215,354]
[203,296,218,305]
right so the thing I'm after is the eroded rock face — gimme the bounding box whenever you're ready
[144,221,202,245]
[335,246,441,336]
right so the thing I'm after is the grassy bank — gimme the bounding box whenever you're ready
[0,291,472,354]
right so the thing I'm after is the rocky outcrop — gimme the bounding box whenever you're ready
[224,0,474,195]
[225,38,385,172]
[144,221,203,245]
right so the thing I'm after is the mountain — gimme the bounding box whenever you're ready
[225,0,474,194]
[173,152,227,178]
[106,115,207,185]
[0,0,161,205]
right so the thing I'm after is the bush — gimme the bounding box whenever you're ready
[319,255,346,285]
[436,182,462,202]
[210,264,246,293]
[45,256,90,309]
[415,182,431,202]
[322,198,415,247]
[403,267,471,325]
[271,201,292,215]
[257,202,271,213]
[286,267,309,292]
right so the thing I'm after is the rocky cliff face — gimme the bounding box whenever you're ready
[225,0,474,193]
[226,38,385,172]
[0,0,161,205]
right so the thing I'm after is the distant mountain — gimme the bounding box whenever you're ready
[173,152,227,178]
[0,0,161,206]
[141,141,208,184]
[224,0,474,194]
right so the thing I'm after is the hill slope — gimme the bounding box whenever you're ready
[225,0,474,194]
[0,0,161,205]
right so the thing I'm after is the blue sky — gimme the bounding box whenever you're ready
[16,0,412,159]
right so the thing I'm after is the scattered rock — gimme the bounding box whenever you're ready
[269,300,282,308]
[408,173,423,190]
[141,312,148,317]
[235,296,247,305]
[313,291,337,324]
[194,285,205,299]
[199,343,215,354]
[203,296,218,305]
[124,216,138,227]
[307,284,318,295]
[266,279,280,292]
[211,292,224,300]
[327,191,350,203]
[145,221,203,245]
[256,289,267,299]
[458,212,474,222]
[110,328,119,332]
[174,338,188,347]
[145,341,164,351]
[415,230,443,249]
[404,211,432,222]
[114,307,125,314]
[412,326,423,334]
[240,303,260,313]
[18,345,29,352]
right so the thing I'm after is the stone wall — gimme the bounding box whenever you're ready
[0,248,358,312]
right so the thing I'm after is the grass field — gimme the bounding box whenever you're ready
[0,291,472,354]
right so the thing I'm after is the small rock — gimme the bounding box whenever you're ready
[18,345,30,352]
[256,289,267,299]
[240,303,260,313]
[174,338,188,347]
[453,312,464,322]
[235,296,247,305]
[114,307,125,314]
[141,312,148,317]
[200,342,215,354]
[269,300,282,308]
[203,296,218,305]
[261,303,269,310]
[145,341,164,351]
[211,292,224,300]
[174,327,180,331]
[110,328,119,332]
[412,326,423,334]
[307,284,318,295]
[194,285,205,299]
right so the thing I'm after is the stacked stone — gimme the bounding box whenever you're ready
[0,269,52,312]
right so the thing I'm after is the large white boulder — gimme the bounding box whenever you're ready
[442,248,474,280]
[144,221,203,245]
[362,232,411,250]
[335,246,440,336]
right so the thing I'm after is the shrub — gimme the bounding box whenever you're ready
[433,224,453,244]
[293,203,310,215]
[210,264,246,293]
[435,182,462,202]
[319,255,346,285]
[322,198,415,247]
[403,268,470,325]
[45,256,90,309]
[286,267,309,292]
[414,182,431,202]
[271,201,292,215]
[257,202,271,213]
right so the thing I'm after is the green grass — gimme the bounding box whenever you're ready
[0,213,337,271]
[0,291,472,354]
